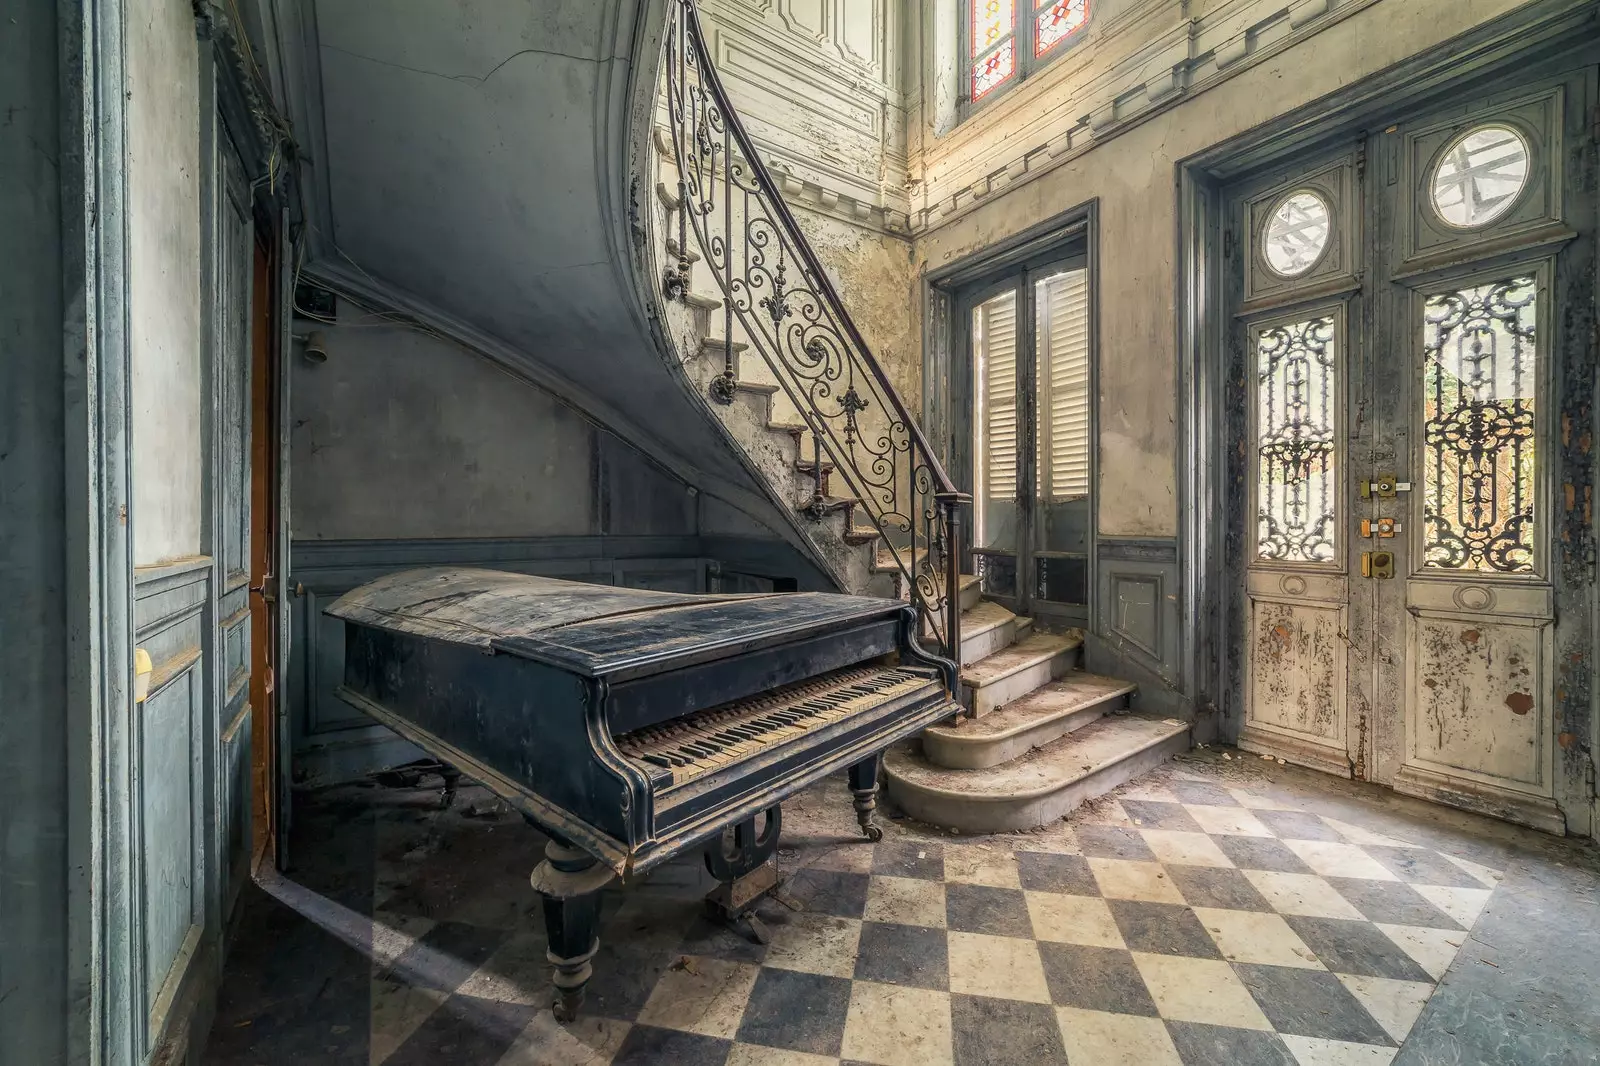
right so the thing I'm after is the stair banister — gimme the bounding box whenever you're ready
[659,0,968,673]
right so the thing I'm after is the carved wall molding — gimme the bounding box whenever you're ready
[912,0,1382,234]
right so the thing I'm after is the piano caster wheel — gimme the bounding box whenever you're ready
[849,753,884,844]
[551,987,584,1024]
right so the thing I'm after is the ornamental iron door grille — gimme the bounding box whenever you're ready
[1254,315,1339,564]
[1420,274,1539,573]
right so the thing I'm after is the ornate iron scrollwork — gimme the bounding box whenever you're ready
[1255,316,1338,563]
[1422,276,1538,573]
[658,0,968,663]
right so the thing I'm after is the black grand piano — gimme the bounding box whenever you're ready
[327,567,959,1018]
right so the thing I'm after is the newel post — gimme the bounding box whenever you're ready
[936,491,971,671]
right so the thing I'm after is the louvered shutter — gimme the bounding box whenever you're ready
[1036,269,1090,500]
[975,291,1019,503]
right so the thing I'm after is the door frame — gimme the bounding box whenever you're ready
[925,203,1099,628]
[1179,4,1599,833]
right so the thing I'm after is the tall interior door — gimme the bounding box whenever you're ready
[1232,63,1596,834]
[965,253,1094,625]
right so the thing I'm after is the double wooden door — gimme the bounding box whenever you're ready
[1228,65,1596,833]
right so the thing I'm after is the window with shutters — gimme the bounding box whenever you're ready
[1035,269,1091,501]
[973,289,1019,549]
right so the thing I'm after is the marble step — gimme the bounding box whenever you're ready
[960,630,1081,716]
[882,714,1190,833]
[921,673,1137,770]
[958,600,1032,667]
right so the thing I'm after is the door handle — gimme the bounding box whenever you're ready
[251,572,277,604]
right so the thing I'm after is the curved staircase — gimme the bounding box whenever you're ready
[646,0,1189,833]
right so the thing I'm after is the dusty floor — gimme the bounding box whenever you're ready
[203,750,1600,1065]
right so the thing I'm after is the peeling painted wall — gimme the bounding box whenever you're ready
[128,0,204,565]
[908,0,1538,537]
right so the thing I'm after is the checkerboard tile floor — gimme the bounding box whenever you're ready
[346,770,1503,1066]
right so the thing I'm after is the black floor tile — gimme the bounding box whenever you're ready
[1169,781,1241,807]
[1076,824,1159,862]
[785,868,871,920]
[1166,865,1274,912]
[872,840,945,881]
[1165,1021,1296,1066]
[1328,878,1464,930]
[1233,963,1395,1045]
[1015,850,1098,895]
[1120,800,1206,833]
[388,921,514,995]
[951,995,1068,1066]
[735,968,853,1056]
[380,994,537,1066]
[1364,846,1488,888]
[853,921,950,990]
[1037,942,1159,1015]
[583,943,677,1023]
[612,1025,732,1066]
[1282,915,1435,982]
[1212,836,1314,874]
[945,883,1034,938]
[1252,809,1343,842]
[1107,900,1223,959]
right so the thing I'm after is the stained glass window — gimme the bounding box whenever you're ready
[1035,0,1090,57]
[967,0,1090,109]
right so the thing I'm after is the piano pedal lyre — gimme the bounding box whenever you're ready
[703,805,783,942]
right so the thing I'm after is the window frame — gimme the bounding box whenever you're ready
[960,0,1091,119]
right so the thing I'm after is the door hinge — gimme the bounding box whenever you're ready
[1355,143,1367,184]
[1223,229,1234,260]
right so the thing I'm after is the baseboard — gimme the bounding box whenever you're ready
[1237,725,1354,779]
[1391,763,1566,836]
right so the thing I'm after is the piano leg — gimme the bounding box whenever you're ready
[849,753,885,842]
[529,836,613,1022]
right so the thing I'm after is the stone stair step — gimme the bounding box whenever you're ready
[959,574,982,613]
[959,600,1022,666]
[921,673,1137,770]
[882,714,1190,833]
[961,630,1081,716]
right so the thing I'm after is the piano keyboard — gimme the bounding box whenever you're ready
[614,665,940,787]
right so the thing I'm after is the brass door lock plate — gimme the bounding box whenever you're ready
[1360,518,1401,538]
[1359,473,1412,499]
[1361,550,1395,579]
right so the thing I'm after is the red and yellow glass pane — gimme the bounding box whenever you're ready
[971,0,1014,55]
[971,38,1016,101]
[1035,0,1089,56]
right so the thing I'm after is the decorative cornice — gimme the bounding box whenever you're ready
[911,0,1383,235]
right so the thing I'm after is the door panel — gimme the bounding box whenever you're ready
[1228,62,1594,833]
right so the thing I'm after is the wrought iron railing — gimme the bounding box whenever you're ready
[658,0,967,663]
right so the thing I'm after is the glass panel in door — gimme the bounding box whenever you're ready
[1032,267,1091,608]
[973,287,1022,599]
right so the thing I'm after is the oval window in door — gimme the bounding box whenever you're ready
[1262,190,1332,278]
[1430,124,1531,229]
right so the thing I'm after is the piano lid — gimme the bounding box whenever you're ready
[326,567,908,679]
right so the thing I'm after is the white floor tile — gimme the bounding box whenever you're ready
[1240,870,1366,921]
[1412,884,1493,929]
[1336,974,1435,1044]
[1282,840,1401,881]
[762,913,863,978]
[1141,830,1236,869]
[1374,924,1466,981]
[1280,1034,1399,1065]
[1185,805,1274,837]
[1192,908,1325,969]
[636,956,761,1038]
[1025,891,1126,948]
[1087,858,1186,904]
[948,931,1052,1003]
[1131,952,1273,1030]
[863,875,947,928]
[1055,1006,1182,1065]
[839,981,954,1066]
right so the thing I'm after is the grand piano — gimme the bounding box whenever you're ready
[327,567,960,1018]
